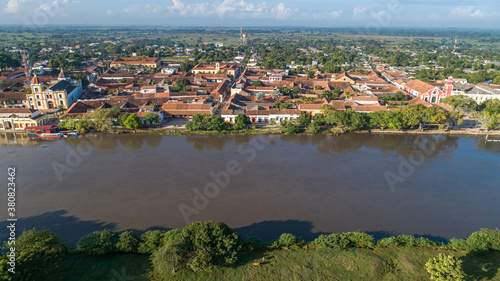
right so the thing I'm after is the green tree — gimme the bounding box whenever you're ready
[251,80,264,87]
[0,80,6,89]
[116,231,140,253]
[1,229,67,281]
[281,120,301,134]
[318,90,340,100]
[425,254,466,281]
[138,230,167,254]
[313,113,326,126]
[235,114,250,129]
[124,114,141,130]
[143,112,161,125]
[151,240,188,275]
[298,112,312,126]
[209,115,227,131]
[77,230,118,255]
[117,113,131,126]
[442,95,478,111]
[151,221,240,274]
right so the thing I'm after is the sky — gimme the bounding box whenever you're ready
[0,0,499,28]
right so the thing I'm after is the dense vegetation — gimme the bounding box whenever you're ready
[2,224,500,280]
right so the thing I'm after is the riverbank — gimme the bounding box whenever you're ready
[134,126,500,137]
[55,246,500,281]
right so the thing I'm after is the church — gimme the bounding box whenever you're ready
[27,69,83,110]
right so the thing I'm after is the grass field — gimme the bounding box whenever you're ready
[56,248,500,281]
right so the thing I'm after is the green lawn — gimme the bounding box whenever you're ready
[56,248,500,281]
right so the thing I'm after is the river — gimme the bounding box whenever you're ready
[0,133,499,245]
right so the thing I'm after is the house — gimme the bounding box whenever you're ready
[351,96,380,105]
[27,70,83,110]
[331,72,355,84]
[0,92,28,107]
[246,109,301,124]
[110,56,162,68]
[0,108,50,130]
[403,77,453,103]
[162,101,214,119]
[452,83,500,104]
[191,62,240,77]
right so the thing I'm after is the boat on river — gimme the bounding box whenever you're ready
[38,132,65,138]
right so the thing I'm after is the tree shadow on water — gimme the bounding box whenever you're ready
[461,251,500,281]
[234,220,329,242]
[0,210,117,247]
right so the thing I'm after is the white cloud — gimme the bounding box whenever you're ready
[451,6,486,18]
[4,0,26,13]
[310,10,343,20]
[270,3,293,20]
[161,0,294,20]
[352,6,367,20]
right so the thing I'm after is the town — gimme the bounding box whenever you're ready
[1,27,500,136]
[1,26,500,281]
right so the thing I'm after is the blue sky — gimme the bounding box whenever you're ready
[1,0,499,28]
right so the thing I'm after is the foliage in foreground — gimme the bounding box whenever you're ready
[0,229,68,281]
[425,253,466,281]
[150,221,240,275]
[4,226,500,280]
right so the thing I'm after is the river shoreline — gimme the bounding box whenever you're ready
[2,126,500,137]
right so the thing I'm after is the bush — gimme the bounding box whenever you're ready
[161,229,182,246]
[377,235,419,247]
[313,234,350,250]
[138,230,167,254]
[1,229,68,281]
[243,236,265,251]
[179,221,240,271]
[281,120,301,134]
[278,233,298,248]
[116,231,140,253]
[151,221,240,274]
[344,232,376,249]
[77,230,119,255]
[449,228,500,253]
[307,122,321,133]
[425,254,466,281]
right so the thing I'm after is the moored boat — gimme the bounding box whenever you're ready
[38,133,64,138]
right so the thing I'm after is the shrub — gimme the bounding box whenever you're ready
[138,230,167,254]
[449,228,500,253]
[77,230,119,255]
[307,122,321,133]
[151,221,240,274]
[377,235,432,247]
[281,120,301,134]
[2,229,67,280]
[278,233,297,248]
[116,231,140,253]
[425,254,466,281]
[179,221,240,271]
[313,234,350,250]
[161,229,182,246]
[244,236,265,251]
[344,232,376,249]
